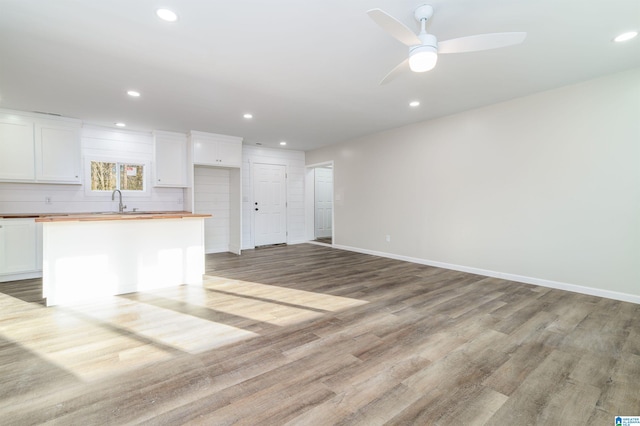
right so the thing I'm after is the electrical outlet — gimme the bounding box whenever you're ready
[45,196,52,205]
[385,235,391,242]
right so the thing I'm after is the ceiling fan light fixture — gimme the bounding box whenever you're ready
[614,31,638,42]
[409,45,438,72]
[156,8,178,22]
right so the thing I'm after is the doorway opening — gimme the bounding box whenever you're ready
[305,162,334,245]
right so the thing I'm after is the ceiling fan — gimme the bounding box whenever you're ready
[368,5,526,84]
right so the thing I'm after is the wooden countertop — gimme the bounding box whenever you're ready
[29,212,211,223]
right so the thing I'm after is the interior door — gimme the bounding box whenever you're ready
[314,167,333,239]
[253,163,287,246]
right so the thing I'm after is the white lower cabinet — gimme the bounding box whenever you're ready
[0,218,41,282]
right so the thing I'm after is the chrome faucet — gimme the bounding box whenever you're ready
[111,189,126,213]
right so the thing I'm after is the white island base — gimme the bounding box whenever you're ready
[41,216,207,306]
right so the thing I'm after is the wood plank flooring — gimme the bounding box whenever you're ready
[0,244,638,425]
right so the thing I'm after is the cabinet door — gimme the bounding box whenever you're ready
[0,219,37,275]
[217,139,242,167]
[154,132,188,187]
[0,116,35,181]
[192,137,219,165]
[190,131,242,167]
[35,121,81,183]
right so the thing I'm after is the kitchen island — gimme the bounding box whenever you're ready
[36,212,210,306]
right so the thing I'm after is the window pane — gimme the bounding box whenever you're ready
[91,161,117,191]
[119,164,144,191]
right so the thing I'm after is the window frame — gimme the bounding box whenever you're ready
[84,156,151,198]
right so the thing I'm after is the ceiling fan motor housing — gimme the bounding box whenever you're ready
[416,32,437,49]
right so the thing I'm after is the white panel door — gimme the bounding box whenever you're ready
[253,163,287,246]
[314,167,333,238]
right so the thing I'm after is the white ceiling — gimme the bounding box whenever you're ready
[1,0,638,152]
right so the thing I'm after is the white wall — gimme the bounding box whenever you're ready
[193,166,231,254]
[306,68,640,302]
[241,146,305,249]
[0,125,184,214]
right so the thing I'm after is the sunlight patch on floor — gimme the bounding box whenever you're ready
[194,276,368,326]
[68,296,258,354]
[0,291,257,382]
[203,276,368,310]
[0,293,173,382]
[0,276,367,383]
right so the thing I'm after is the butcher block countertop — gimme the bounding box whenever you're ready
[28,212,211,222]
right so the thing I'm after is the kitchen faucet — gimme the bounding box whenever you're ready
[111,189,126,213]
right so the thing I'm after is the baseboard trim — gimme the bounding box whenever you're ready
[332,244,640,305]
[0,271,43,283]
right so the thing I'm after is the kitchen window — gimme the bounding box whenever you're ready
[90,161,145,191]
[84,157,150,196]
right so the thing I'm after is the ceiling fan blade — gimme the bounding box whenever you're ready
[379,58,410,85]
[438,32,526,54]
[367,9,421,46]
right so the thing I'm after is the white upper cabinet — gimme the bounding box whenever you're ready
[35,120,81,183]
[0,114,36,181]
[154,130,188,187]
[0,110,81,184]
[189,131,242,168]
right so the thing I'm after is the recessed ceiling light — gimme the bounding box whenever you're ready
[127,90,141,97]
[115,122,126,127]
[280,141,287,146]
[614,31,638,42]
[409,101,420,107]
[156,8,178,22]
[243,113,253,119]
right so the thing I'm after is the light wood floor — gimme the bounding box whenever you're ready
[1,244,638,425]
